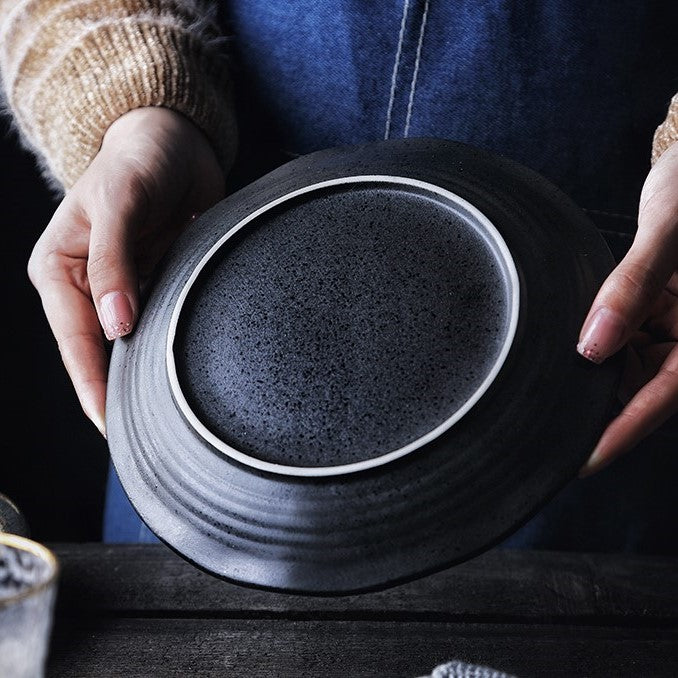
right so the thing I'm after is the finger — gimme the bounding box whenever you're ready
[579,343,678,477]
[577,158,678,364]
[86,170,148,340]
[134,209,200,285]
[618,344,644,405]
[31,270,108,437]
[577,239,677,364]
[643,288,678,339]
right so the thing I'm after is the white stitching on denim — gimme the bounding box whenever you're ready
[403,0,430,138]
[384,0,411,140]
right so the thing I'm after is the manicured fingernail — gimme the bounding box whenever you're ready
[91,412,107,439]
[578,447,603,478]
[576,307,626,364]
[83,403,106,439]
[100,291,134,341]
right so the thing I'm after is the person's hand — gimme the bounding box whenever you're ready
[27,107,226,437]
[577,141,678,477]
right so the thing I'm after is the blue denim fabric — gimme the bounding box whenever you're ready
[222,1,678,216]
[104,1,678,551]
[103,461,159,544]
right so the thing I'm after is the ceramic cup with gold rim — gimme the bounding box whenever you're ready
[0,533,59,678]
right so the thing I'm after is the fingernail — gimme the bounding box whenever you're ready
[578,447,603,478]
[83,403,107,439]
[100,291,134,341]
[91,412,107,439]
[576,307,626,364]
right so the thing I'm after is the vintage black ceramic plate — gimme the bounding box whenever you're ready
[106,138,622,595]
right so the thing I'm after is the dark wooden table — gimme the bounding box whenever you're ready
[45,543,678,677]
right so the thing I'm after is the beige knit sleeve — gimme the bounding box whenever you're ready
[652,93,678,165]
[0,0,236,192]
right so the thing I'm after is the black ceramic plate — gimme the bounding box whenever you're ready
[106,138,622,595]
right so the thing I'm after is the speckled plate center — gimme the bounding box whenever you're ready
[168,176,519,476]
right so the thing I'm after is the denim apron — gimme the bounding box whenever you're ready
[104,0,678,551]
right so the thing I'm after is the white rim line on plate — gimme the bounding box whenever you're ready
[166,175,521,477]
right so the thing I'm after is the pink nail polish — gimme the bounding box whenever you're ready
[576,307,626,364]
[100,291,134,340]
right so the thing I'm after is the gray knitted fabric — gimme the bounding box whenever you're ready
[416,660,517,678]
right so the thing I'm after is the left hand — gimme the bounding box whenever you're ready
[26,107,226,437]
[577,141,678,477]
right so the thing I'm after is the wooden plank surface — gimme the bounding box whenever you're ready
[44,544,678,677]
[48,543,678,621]
[47,618,678,678]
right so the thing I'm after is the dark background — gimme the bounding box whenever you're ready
[1,120,109,542]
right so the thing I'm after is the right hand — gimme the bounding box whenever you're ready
[27,107,226,437]
[577,141,678,476]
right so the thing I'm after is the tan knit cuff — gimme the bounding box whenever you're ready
[651,93,678,166]
[1,2,236,191]
[44,21,236,189]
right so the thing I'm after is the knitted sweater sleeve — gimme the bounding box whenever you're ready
[652,94,678,165]
[0,0,236,193]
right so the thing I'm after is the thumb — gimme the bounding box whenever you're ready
[86,174,146,341]
[577,238,675,364]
